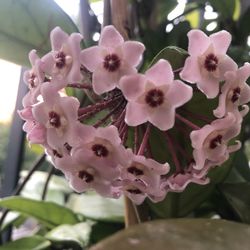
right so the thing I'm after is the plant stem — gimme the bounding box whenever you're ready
[137,123,151,155]
[165,132,182,173]
[41,166,55,200]
[67,83,92,90]
[176,113,200,130]
[0,154,46,236]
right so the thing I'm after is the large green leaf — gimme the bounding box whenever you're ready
[208,0,237,19]
[67,192,124,223]
[0,236,51,250]
[0,197,80,228]
[89,219,250,250]
[0,0,79,66]
[46,222,93,249]
[219,182,250,223]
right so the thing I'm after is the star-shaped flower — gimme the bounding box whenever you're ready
[80,25,145,95]
[213,62,250,119]
[180,29,237,98]
[120,59,193,130]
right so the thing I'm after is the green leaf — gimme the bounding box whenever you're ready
[209,0,237,19]
[0,236,51,250]
[0,0,79,66]
[67,192,124,223]
[219,182,250,223]
[148,46,188,70]
[20,170,72,205]
[89,219,250,250]
[46,222,94,248]
[0,197,79,228]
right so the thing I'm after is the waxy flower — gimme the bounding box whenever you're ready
[213,63,250,119]
[19,106,46,145]
[80,25,145,95]
[32,83,80,149]
[190,113,241,170]
[55,154,120,197]
[119,149,169,193]
[43,27,83,83]
[120,59,192,130]
[71,125,128,169]
[180,29,237,98]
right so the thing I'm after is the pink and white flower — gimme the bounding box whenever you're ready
[80,25,145,95]
[213,63,250,119]
[120,59,193,130]
[119,149,169,192]
[32,83,80,149]
[190,113,241,170]
[43,27,83,83]
[180,29,237,98]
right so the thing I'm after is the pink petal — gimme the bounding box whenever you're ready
[240,84,250,104]
[180,56,201,83]
[67,33,83,82]
[190,125,214,149]
[125,102,148,126]
[96,125,121,145]
[145,59,174,86]
[99,26,124,48]
[92,66,118,95]
[148,107,175,131]
[192,149,206,170]
[28,50,39,65]
[219,55,237,76]
[167,80,193,107]
[187,29,210,56]
[197,76,220,98]
[119,74,146,101]
[50,27,68,51]
[122,41,145,67]
[210,30,231,54]
[59,96,80,121]
[80,46,103,72]
[238,62,250,83]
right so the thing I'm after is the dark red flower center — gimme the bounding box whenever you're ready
[145,88,164,108]
[92,144,109,157]
[28,73,37,88]
[49,111,61,128]
[127,166,144,176]
[78,170,94,183]
[52,149,63,158]
[231,87,241,103]
[209,134,223,149]
[55,51,66,69]
[103,54,120,72]
[127,188,142,194]
[204,53,218,72]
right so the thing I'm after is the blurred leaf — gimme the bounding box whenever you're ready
[229,148,250,182]
[219,182,250,223]
[20,170,72,204]
[148,46,188,70]
[0,236,51,250]
[46,222,93,249]
[209,0,237,19]
[185,9,200,28]
[0,212,27,232]
[237,7,250,44]
[0,197,79,228]
[67,192,124,223]
[233,0,241,20]
[0,0,79,66]
[89,219,250,250]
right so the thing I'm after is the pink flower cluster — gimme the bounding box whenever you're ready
[19,26,250,205]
